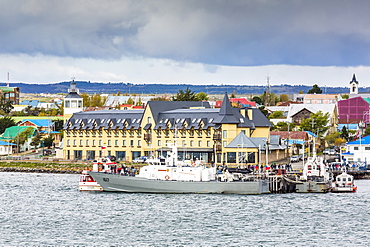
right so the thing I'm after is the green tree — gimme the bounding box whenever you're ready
[342,94,349,99]
[0,116,16,134]
[150,95,170,101]
[81,93,91,107]
[53,119,64,132]
[0,96,14,114]
[272,121,296,131]
[268,111,284,119]
[42,135,55,148]
[340,126,350,141]
[258,106,269,117]
[307,84,322,94]
[172,87,197,101]
[126,97,134,105]
[279,94,289,102]
[299,111,330,137]
[195,92,209,101]
[251,96,263,105]
[324,132,341,147]
[30,132,42,150]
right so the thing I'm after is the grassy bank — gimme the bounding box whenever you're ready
[0,161,91,174]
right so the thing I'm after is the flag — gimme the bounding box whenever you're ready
[101,146,106,149]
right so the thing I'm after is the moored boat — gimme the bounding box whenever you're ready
[88,143,270,195]
[331,172,357,193]
[295,155,332,193]
[79,170,103,191]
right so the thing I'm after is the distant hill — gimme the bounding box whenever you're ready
[2,81,361,95]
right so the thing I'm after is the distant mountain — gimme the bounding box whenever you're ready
[2,81,360,95]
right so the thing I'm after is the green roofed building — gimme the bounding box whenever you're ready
[0,126,37,152]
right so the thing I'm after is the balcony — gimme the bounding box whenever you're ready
[144,133,152,142]
[213,134,222,140]
[215,144,222,151]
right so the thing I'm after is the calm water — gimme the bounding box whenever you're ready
[0,172,369,246]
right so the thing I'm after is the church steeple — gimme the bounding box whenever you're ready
[349,73,359,94]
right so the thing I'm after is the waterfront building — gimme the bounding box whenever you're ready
[63,93,275,165]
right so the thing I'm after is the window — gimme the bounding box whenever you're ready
[207,141,211,147]
[198,141,202,147]
[86,140,89,146]
[73,140,76,146]
[190,140,194,147]
[92,140,96,146]
[223,130,227,138]
[227,152,236,163]
[78,100,82,108]
[123,140,126,146]
[148,117,151,124]
[130,140,134,146]
[365,147,370,150]
[158,140,161,146]
[99,140,102,146]
[79,140,82,146]
[67,140,70,146]
[108,140,111,146]
[354,147,359,150]
[182,140,186,146]
[65,100,70,108]
[115,140,118,146]
[138,140,141,147]
[223,141,227,147]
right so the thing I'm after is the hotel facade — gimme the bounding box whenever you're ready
[63,83,282,165]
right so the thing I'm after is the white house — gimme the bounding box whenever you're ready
[342,135,370,164]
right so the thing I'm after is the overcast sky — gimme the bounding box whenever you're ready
[1,0,370,87]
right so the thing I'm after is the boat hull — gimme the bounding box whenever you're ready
[295,181,331,193]
[79,182,103,191]
[88,172,270,195]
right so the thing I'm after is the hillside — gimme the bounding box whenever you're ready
[2,81,359,95]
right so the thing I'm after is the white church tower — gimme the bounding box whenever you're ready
[63,79,83,122]
[349,74,359,95]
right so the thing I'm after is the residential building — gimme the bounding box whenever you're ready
[337,97,370,124]
[342,135,370,163]
[0,86,20,104]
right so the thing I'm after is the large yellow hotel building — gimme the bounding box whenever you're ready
[63,82,279,165]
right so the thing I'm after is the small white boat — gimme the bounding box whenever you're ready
[79,170,103,191]
[331,172,357,193]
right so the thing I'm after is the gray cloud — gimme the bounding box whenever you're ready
[1,0,370,67]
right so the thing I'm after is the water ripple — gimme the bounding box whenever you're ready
[0,172,369,246]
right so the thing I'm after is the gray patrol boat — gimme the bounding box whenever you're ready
[88,143,270,195]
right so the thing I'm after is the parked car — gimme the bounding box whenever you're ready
[132,156,148,163]
[290,155,300,163]
[323,149,336,155]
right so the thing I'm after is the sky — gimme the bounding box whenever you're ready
[2,0,370,87]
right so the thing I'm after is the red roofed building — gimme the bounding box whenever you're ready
[215,98,256,108]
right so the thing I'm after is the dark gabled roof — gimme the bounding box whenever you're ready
[213,93,239,124]
[147,101,211,124]
[246,108,273,127]
[63,110,144,130]
[155,108,219,130]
